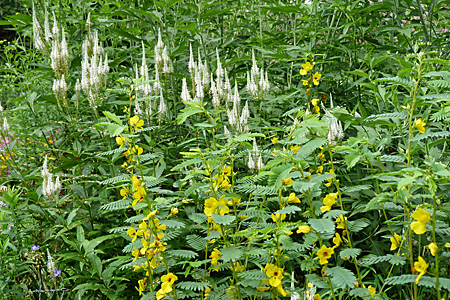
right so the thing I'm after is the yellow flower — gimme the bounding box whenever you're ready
[317,166,324,174]
[129,115,144,131]
[313,105,320,114]
[410,208,430,235]
[414,118,426,134]
[321,192,338,213]
[290,145,301,154]
[390,233,401,251]
[256,286,270,292]
[120,186,129,199]
[171,207,179,215]
[161,273,178,293]
[115,135,128,148]
[264,264,284,287]
[218,196,229,215]
[297,225,311,234]
[156,289,166,300]
[367,285,376,295]
[312,98,319,106]
[271,212,286,223]
[336,215,347,229]
[332,233,343,247]
[221,166,232,176]
[210,248,221,265]
[300,62,313,75]
[302,79,310,86]
[427,242,438,256]
[325,169,335,187]
[272,137,278,144]
[313,294,322,300]
[132,175,141,190]
[137,278,147,296]
[283,178,293,185]
[204,287,211,297]
[127,227,139,242]
[204,197,219,217]
[313,72,322,85]
[414,256,428,284]
[287,192,301,203]
[317,245,334,265]
[129,145,143,156]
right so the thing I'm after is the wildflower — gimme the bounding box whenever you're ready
[332,233,343,248]
[210,248,221,265]
[129,116,144,131]
[137,278,147,296]
[312,72,322,85]
[297,225,311,234]
[320,192,338,213]
[120,186,129,199]
[54,268,62,277]
[31,244,40,251]
[204,287,211,297]
[161,273,178,293]
[127,227,140,242]
[317,245,334,265]
[290,145,301,154]
[390,233,401,251]
[271,212,286,223]
[317,166,324,174]
[264,264,284,287]
[171,207,179,215]
[410,208,430,235]
[313,294,322,300]
[287,193,301,203]
[204,197,219,218]
[272,137,278,144]
[336,215,347,229]
[283,178,293,186]
[414,256,428,284]
[427,242,438,256]
[300,62,313,75]
[414,118,426,133]
[115,135,128,148]
[367,286,376,295]
[302,79,309,86]
[324,169,335,187]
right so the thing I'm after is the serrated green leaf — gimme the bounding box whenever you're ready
[308,218,335,233]
[327,266,357,289]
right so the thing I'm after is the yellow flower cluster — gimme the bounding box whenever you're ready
[211,165,232,191]
[259,264,287,296]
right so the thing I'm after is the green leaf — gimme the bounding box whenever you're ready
[344,154,361,170]
[339,248,361,260]
[103,111,122,125]
[221,246,243,262]
[177,107,203,124]
[212,214,236,225]
[276,206,301,214]
[308,218,335,233]
[327,266,357,289]
[364,193,391,211]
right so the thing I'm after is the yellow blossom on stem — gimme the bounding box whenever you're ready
[300,62,313,75]
[336,215,347,229]
[210,248,221,265]
[161,273,178,293]
[414,256,428,284]
[204,197,219,218]
[317,245,334,265]
[264,264,284,287]
[283,178,293,186]
[317,166,324,174]
[137,278,147,296]
[313,72,322,85]
[120,186,129,199]
[297,225,311,234]
[332,232,343,248]
[115,134,128,148]
[390,233,401,251]
[129,115,144,131]
[410,208,430,235]
[321,192,338,213]
[171,207,179,215]
[287,192,301,203]
[414,118,426,134]
[290,145,301,154]
[272,137,278,144]
[367,285,376,295]
[427,242,438,256]
[271,212,286,223]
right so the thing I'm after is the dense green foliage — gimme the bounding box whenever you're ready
[1,0,450,299]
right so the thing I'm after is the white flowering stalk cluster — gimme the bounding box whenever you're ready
[246,50,270,100]
[41,156,61,199]
[33,5,69,108]
[135,40,167,121]
[290,272,300,300]
[248,138,264,171]
[209,48,232,108]
[32,4,51,56]
[226,83,250,133]
[181,44,209,103]
[2,117,9,132]
[321,101,344,144]
[81,14,109,110]
[155,29,173,75]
